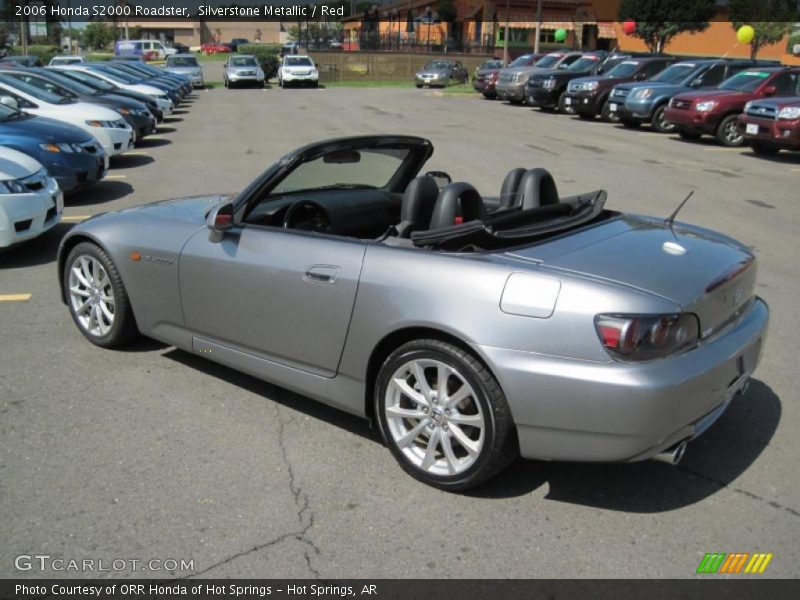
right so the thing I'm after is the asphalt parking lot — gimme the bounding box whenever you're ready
[1,85,799,579]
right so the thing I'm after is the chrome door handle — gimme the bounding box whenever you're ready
[303,265,340,284]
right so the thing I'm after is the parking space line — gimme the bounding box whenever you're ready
[637,132,663,137]
[703,147,743,152]
[0,294,32,302]
[124,151,149,156]
[61,215,90,222]
[791,168,800,172]
[104,175,127,179]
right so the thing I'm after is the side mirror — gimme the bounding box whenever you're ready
[206,202,235,243]
[634,72,647,81]
[0,95,18,109]
[762,85,777,97]
[425,170,452,188]
[689,78,703,88]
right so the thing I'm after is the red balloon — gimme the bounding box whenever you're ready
[622,20,636,35]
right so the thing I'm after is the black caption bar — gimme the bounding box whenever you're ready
[2,580,800,600]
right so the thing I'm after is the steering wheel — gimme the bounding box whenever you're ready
[282,200,334,233]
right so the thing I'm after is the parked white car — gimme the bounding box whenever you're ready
[0,76,133,157]
[0,147,63,248]
[278,55,319,88]
[49,55,85,66]
[51,65,173,111]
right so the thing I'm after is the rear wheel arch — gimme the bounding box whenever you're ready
[364,327,500,424]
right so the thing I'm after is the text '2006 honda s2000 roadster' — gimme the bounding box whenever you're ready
[58,135,768,490]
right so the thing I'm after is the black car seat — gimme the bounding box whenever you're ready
[428,182,487,230]
[395,176,440,237]
[518,168,560,210]
[499,168,526,209]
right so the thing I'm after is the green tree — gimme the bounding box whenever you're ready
[81,22,115,50]
[618,0,717,54]
[728,0,799,59]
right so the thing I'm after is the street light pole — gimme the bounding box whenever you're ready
[534,0,542,55]
[502,0,509,67]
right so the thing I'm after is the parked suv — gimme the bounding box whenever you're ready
[738,97,800,155]
[526,52,626,112]
[611,59,774,132]
[474,53,539,99]
[496,51,583,104]
[665,67,800,146]
[564,56,675,120]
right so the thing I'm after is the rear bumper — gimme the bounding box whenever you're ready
[476,297,769,462]
[738,114,800,149]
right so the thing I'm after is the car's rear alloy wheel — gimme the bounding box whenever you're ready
[716,115,744,147]
[64,242,138,348]
[375,340,517,490]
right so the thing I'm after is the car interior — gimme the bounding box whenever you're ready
[241,143,608,252]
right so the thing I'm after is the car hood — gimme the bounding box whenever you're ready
[615,81,687,93]
[0,147,41,179]
[0,114,93,143]
[118,194,230,224]
[673,89,747,102]
[507,215,756,336]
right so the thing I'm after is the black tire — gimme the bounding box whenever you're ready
[751,141,781,156]
[374,339,517,491]
[620,118,641,128]
[415,83,423,89]
[650,104,675,133]
[63,242,139,348]
[600,100,620,123]
[312,81,319,88]
[678,128,701,141]
[482,91,496,100]
[223,78,228,88]
[577,111,595,120]
[556,91,572,114]
[716,114,744,147]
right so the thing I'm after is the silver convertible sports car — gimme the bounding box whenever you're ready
[58,135,768,490]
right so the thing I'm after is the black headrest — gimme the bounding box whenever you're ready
[500,168,526,209]
[396,176,439,237]
[429,182,486,230]
[519,168,560,210]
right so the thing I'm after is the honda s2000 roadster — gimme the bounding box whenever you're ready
[58,136,768,490]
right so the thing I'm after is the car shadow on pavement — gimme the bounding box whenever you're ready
[470,379,782,511]
[110,154,155,169]
[154,126,177,134]
[67,181,133,206]
[741,150,800,164]
[136,138,172,149]
[0,223,73,269]
[161,348,378,442]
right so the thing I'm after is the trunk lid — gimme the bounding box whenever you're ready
[507,215,757,337]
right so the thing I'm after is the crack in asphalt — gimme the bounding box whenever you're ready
[177,404,321,579]
[677,464,800,518]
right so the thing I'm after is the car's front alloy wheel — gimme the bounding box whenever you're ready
[375,339,516,490]
[64,242,138,348]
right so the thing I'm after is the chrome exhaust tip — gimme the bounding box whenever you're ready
[653,440,688,466]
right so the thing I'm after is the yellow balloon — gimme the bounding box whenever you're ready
[737,25,755,44]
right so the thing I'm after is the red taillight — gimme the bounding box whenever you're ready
[595,313,699,362]
[598,324,621,349]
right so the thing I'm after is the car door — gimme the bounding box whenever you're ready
[178,225,366,377]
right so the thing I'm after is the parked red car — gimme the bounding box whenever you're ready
[200,43,232,55]
[738,97,800,155]
[665,67,800,146]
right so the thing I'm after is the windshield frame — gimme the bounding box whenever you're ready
[0,75,72,104]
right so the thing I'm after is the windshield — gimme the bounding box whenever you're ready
[285,57,313,67]
[534,54,562,69]
[271,148,411,195]
[605,60,640,78]
[36,70,95,95]
[0,103,22,121]
[54,69,115,91]
[5,73,75,98]
[230,57,257,67]
[424,61,450,70]
[567,56,601,71]
[0,75,72,104]
[509,55,533,67]
[167,56,198,67]
[94,67,137,84]
[51,57,81,64]
[109,64,148,78]
[719,70,771,91]
[481,60,502,70]
[650,63,698,83]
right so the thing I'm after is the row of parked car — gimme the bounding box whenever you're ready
[0,57,199,249]
[473,50,800,155]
